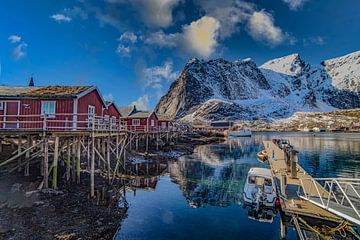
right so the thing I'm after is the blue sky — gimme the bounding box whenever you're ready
[0,0,359,109]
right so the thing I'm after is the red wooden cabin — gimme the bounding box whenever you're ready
[120,105,158,132]
[0,85,119,131]
[103,101,122,129]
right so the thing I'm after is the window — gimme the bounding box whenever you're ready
[132,119,140,126]
[248,176,255,184]
[41,101,56,117]
[151,119,155,126]
[161,122,166,127]
[104,115,109,123]
[88,105,95,120]
[0,101,3,110]
[111,116,117,125]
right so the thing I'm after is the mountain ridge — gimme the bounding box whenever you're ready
[155,50,360,123]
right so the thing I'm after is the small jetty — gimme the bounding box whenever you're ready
[263,140,360,238]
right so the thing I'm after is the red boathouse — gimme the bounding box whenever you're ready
[120,105,158,132]
[0,85,120,130]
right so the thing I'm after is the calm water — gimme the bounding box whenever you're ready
[115,132,360,240]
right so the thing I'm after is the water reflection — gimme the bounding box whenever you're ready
[115,133,360,240]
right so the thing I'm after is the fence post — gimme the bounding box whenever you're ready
[43,114,47,131]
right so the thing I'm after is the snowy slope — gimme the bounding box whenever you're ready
[155,51,360,123]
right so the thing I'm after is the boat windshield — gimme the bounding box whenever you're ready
[248,176,272,186]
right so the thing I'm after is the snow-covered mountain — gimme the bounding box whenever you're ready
[155,51,360,122]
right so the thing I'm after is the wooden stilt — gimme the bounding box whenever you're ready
[106,136,111,183]
[17,136,22,172]
[87,138,90,170]
[44,136,49,188]
[91,132,95,197]
[156,133,159,151]
[116,134,119,159]
[66,140,71,181]
[52,136,59,190]
[77,137,81,184]
[24,135,31,176]
[71,138,76,182]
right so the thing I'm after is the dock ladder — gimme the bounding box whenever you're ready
[298,178,360,226]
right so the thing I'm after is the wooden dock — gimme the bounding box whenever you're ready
[263,140,342,223]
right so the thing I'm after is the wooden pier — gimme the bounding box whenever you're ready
[263,140,342,222]
[0,114,179,198]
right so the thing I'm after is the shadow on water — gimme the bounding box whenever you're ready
[115,133,360,240]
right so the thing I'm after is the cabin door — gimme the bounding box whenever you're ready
[4,101,20,129]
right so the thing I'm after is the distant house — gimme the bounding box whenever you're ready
[0,85,114,130]
[120,105,158,132]
[210,121,233,131]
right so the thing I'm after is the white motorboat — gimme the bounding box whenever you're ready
[224,128,251,137]
[243,168,277,208]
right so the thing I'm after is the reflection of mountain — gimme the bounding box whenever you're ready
[168,140,264,208]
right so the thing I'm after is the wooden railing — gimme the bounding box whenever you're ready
[0,113,175,133]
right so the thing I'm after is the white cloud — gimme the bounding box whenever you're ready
[116,32,138,57]
[142,60,179,89]
[145,16,220,59]
[131,95,149,110]
[195,0,255,38]
[247,11,286,46]
[8,35,21,43]
[145,30,178,47]
[303,36,325,46]
[131,0,182,28]
[282,0,309,10]
[12,42,27,60]
[182,16,220,58]
[119,32,138,43]
[116,44,131,57]
[50,14,72,23]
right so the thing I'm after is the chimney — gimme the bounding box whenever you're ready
[28,76,34,86]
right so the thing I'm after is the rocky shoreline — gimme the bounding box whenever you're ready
[0,132,223,240]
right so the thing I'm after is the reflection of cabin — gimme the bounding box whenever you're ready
[210,121,233,131]
[0,85,120,130]
[119,105,158,132]
[129,176,159,191]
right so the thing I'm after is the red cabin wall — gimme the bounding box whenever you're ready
[0,99,74,130]
[77,89,106,129]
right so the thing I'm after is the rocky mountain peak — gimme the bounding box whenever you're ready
[260,53,308,77]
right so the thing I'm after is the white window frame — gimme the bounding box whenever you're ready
[0,101,3,110]
[104,114,110,123]
[88,105,95,120]
[111,116,117,125]
[151,119,155,127]
[132,119,140,126]
[41,101,56,118]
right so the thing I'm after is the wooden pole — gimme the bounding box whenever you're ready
[17,136,22,172]
[77,137,81,184]
[24,135,31,176]
[106,136,111,183]
[66,140,71,181]
[52,136,59,190]
[90,118,95,197]
[87,138,90,170]
[136,135,139,151]
[116,134,119,159]
[71,137,76,182]
[44,136,49,188]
